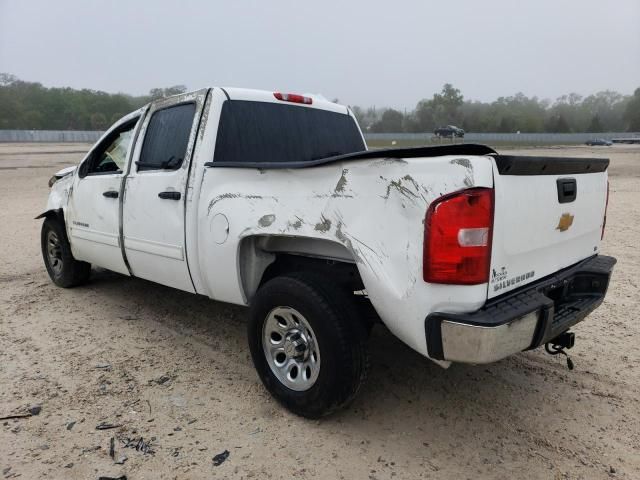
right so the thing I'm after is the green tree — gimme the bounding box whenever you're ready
[371,109,404,133]
[149,85,187,100]
[90,112,108,130]
[432,83,463,121]
[623,88,640,131]
[587,114,603,133]
[0,73,18,86]
[546,113,571,133]
[413,83,464,132]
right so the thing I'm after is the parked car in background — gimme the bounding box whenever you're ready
[586,138,613,146]
[434,125,465,138]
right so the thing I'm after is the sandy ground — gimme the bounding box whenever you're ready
[0,143,639,480]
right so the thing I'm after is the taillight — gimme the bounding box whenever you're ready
[602,180,609,240]
[423,188,494,285]
[273,92,312,105]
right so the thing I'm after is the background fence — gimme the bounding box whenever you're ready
[365,132,640,145]
[0,130,638,145]
[0,130,103,143]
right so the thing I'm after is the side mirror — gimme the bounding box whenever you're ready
[78,157,90,178]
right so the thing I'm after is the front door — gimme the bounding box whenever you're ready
[66,115,141,275]
[122,90,208,292]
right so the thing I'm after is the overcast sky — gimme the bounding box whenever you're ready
[1,0,639,109]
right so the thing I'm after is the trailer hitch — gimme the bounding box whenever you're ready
[545,331,575,370]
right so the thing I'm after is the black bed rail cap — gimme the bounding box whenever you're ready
[206,143,497,169]
[493,155,609,175]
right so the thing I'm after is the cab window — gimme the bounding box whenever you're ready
[137,103,196,171]
[85,119,138,176]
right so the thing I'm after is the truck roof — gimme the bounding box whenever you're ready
[218,87,350,115]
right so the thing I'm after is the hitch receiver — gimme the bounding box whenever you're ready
[550,331,575,350]
[545,331,576,370]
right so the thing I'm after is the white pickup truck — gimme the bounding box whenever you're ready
[39,87,616,417]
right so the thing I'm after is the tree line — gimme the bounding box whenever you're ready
[353,84,640,133]
[0,73,187,130]
[1,73,639,133]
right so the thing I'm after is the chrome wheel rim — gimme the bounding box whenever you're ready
[46,230,63,276]
[262,307,321,391]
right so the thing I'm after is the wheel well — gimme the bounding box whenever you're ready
[38,209,71,243]
[261,254,364,290]
[36,208,65,225]
[238,235,364,303]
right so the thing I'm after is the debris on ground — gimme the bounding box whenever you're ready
[212,449,230,466]
[109,437,115,460]
[122,437,155,455]
[95,362,112,370]
[0,413,32,421]
[0,405,42,421]
[80,445,101,455]
[97,476,127,480]
[153,374,172,386]
[96,422,122,430]
[28,405,42,416]
[66,421,76,431]
[115,455,128,465]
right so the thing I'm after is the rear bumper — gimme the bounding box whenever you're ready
[425,255,616,364]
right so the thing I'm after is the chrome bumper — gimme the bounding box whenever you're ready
[425,255,616,364]
[440,311,538,364]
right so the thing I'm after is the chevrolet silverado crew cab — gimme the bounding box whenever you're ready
[39,87,616,418]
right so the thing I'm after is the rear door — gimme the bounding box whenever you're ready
[123,89,208,292]
[488,155,609,298]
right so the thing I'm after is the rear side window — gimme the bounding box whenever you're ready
[213,101,365,166]
[138,103,196,171]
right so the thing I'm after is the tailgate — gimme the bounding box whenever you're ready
[488,155,609,299]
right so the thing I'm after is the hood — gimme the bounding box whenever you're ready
[55,165,77,178]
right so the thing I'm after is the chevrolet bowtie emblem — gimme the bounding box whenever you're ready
[556,213,574,232]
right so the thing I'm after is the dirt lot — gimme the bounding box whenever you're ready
[1,143,639,480]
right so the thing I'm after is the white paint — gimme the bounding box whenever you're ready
[488,167,607,298]
[122,89,208,293]
[41,86,609,366]
[61,109,144,276]
[210,214,229,244]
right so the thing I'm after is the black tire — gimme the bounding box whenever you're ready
[41,217,91,288]
[248,272,369,418]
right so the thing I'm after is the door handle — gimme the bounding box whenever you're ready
[158,191,181,200]
[556,178,577,203]
[103,190,119,198]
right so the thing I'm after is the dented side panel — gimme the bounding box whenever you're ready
[194,151,494,358]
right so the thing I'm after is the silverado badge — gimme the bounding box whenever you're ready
[556,213,574,232]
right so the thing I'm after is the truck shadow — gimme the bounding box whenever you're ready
[87,268,587,455]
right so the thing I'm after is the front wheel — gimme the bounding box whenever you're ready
[247,273,369,418]
[41,217,91,288]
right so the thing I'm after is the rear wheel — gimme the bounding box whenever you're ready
[248,272,369,418]
[41,217,91,288]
